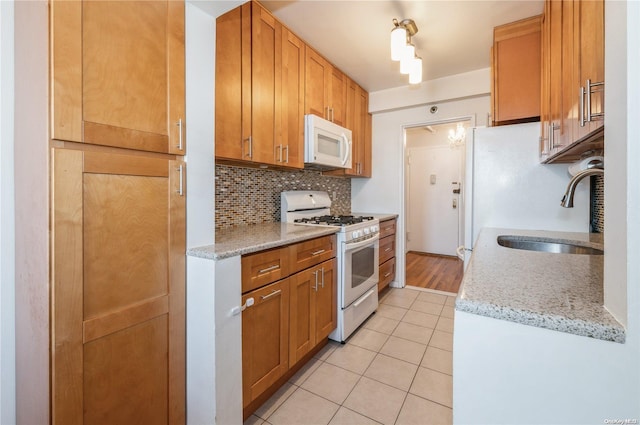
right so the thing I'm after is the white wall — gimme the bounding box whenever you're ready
[0,1,16,423]
[13,1,50,423]
[352,94,490,287]
[185,2,242,424]
[454,311,639,424]
[369,68,491,114]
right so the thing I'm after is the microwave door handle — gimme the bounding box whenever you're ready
[341,133,350,166]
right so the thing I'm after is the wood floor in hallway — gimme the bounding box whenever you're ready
[405,251,463,294]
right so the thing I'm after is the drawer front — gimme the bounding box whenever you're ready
[378,257,396,292]
[379,219,396,239]
[289,235,336,274]
[241,247,290,293]
[379,235,395,265]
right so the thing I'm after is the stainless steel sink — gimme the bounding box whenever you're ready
[497,235,604,255]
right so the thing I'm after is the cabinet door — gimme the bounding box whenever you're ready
[548,0,565,154]
[250,3,280,165]
[492,16,542,124]
[329,67,347,127]
[573,0,604,140]
[51,1,185,154]
[314,259,338,342]
[51,148,185,425]
[357,86,372,177]
[305,48,330,120]
[215,5,244,161]
[280,28,305,168]
[290,259,337,365]
[242,279,289,408]
[289,269,316,365]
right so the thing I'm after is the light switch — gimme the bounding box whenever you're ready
[430,174,436,184]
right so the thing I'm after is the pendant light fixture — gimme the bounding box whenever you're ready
[390,18,422,84]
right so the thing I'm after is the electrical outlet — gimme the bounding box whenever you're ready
[332,191,337,199]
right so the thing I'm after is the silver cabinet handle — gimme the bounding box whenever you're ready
[176,119,184,151]
[283,145,289,163]
[176,165,184,196]
[331,108,334,123]
[320,267,325,288]
[549,123,559,150]
[244,136,253,159]
[276,144,282,163]
[384,272,392,278]
[384,247,392,252]
[313,270,319,291]
[586,79,604,123]
[261,290,281,301]
[579,86,586,127]
[311,249,326,256]
[258,264,279,275]
[325,106,330,120]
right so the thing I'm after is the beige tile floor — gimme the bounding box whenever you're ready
[245,287,455,425]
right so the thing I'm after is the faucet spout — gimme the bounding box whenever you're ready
[561,168,604,208]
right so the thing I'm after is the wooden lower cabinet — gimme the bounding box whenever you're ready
[289,259,337,365]
[242,279,290,409]
[378,218,397,293]
[51,147,186,424]
[378,257,396,293]
[241,236,337,418]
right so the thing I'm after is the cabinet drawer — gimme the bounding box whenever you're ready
[379,235,395,265]
[242,247,290,293]
[378,257,396,292]
[379,219,396,239]
[288,235,336,274]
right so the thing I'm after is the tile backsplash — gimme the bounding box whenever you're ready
[215,165,351,229]
[591,175,604,233]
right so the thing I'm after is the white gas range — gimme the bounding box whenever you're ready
[281,191,379,342]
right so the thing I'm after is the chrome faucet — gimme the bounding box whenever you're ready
[560,167,604,208]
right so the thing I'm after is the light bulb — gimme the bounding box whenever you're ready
[409,56,422,84]
[400,43,415,74]
[390,27,406,61]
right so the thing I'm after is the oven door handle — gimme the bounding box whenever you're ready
[353,288,376,308]
[344,235,379,252]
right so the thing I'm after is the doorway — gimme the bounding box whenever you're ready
[404,119,469,293]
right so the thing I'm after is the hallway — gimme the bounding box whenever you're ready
[405,252,463,294]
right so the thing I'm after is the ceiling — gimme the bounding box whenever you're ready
[260,0,544,93]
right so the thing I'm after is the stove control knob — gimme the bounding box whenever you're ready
[363,228,370,235]
[352,231,359,239]
[372,225,379,233]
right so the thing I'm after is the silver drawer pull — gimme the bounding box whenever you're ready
[384,272,392,278]
[258,264,280,275]
[384,247,392,252]
[311,249,326,256]
[261,290,282,301]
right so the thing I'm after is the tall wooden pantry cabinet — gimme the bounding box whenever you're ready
[22,1,186,423]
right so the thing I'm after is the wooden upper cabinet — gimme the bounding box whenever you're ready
[304,47,347,126]
[329,67,347,127]
[280,28,305,168]
[540,0,604,163]
[247,3,279,165]
[325,80,371,177]
[216,2,304,168]
[491,15,542,125]
[50,0,185,155]
[51,148,186,424]
[573,0,604,140]
[305,48,331,120]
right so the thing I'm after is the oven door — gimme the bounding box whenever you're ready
[342,235,379,308]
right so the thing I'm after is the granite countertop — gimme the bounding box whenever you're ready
[187,222,339,261]
[456,228,625,343]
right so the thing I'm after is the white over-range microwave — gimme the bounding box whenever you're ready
[304,114,352,170]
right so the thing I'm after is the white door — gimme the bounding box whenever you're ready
[406,143,462,256]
